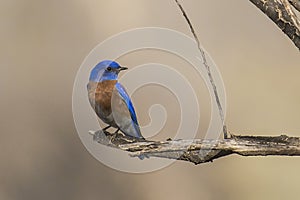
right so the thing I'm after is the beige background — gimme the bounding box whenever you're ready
[1,0,300,199]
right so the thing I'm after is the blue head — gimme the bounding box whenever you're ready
[89,60,128,82]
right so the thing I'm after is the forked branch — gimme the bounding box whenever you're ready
[88,1,300,165]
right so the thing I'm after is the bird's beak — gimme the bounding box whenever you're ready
[119,66,128,71]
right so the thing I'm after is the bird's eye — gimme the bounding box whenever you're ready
[107,67,112,71]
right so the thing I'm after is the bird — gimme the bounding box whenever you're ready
[87,60,144,139]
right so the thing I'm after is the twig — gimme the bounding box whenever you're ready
[90,130,300,165]
[174,0,229,138]
[249,0,300,50]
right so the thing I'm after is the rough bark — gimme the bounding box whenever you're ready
[249,0,300,50]
[90,130,300,165]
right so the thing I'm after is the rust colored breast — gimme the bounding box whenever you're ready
[88,80,117,117]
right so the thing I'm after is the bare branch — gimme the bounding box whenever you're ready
[90,130,300,165]
[174,0,228,138]
[249,0,300,50]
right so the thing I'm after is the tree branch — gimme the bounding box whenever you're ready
[174,0,229,138]
[249,0,300,50]
[89,130,300,165]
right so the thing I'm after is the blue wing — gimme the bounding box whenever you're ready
[115,83,139,125]
[112,83,143,139]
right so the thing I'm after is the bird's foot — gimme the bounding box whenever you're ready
[111,129,124,141]
[137,154,150,160]
[101,126,111,136]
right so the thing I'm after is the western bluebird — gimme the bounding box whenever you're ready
[87,60,144,139]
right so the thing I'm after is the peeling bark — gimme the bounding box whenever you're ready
[249,0,300,50]
[90,130,300,165]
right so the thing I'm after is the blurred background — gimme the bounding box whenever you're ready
[1,0,300,199]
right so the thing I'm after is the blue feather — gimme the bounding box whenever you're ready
[115,83,139,126]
